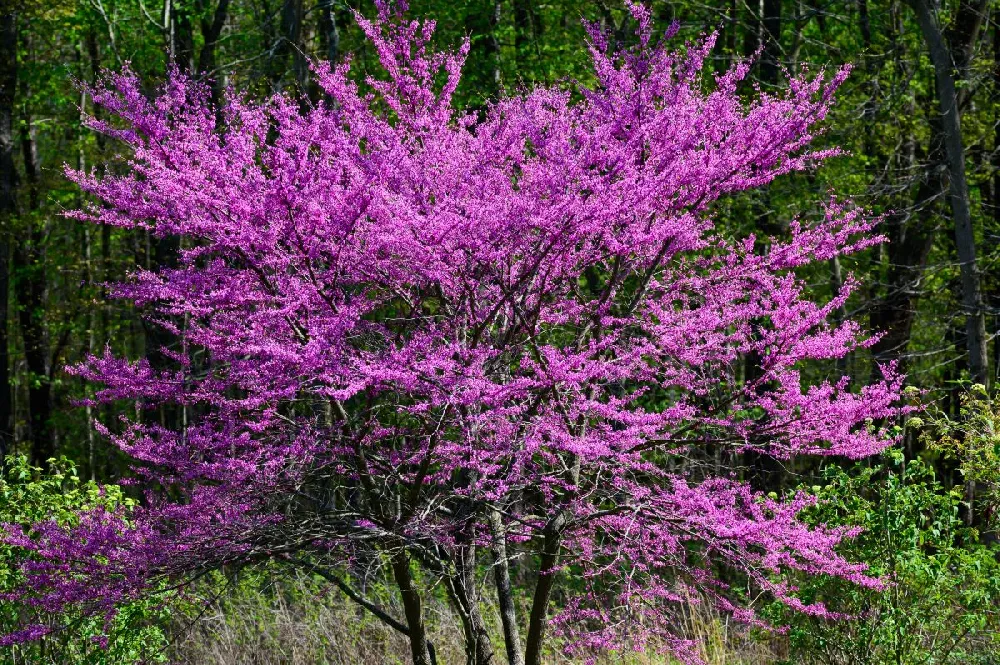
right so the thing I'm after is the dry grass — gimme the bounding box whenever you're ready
[672,600,784,665]
[166,572,782,665]
[167,569,467,665]
[548,597,784,665]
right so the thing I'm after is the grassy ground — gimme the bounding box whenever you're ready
[167,570,783,665]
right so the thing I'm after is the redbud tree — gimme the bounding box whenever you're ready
[2,4,905,664]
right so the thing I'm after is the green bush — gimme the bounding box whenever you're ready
[919,386,1000,534]
[767,450,1000,665]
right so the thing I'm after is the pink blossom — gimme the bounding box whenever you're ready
[4,3,906,662]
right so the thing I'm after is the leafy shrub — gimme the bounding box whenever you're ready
[768,450,1000,665]
[919,385,1000,534]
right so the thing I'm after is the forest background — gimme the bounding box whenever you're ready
[1,0,1000,663]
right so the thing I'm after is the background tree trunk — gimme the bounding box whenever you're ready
[197,0,231,110]
[0,9,15,464]
[16,35,53,467]
[911,0,988,385]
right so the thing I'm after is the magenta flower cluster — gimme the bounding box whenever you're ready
[3,3,906,661]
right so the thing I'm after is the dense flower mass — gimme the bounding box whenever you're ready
[2,3,906,663]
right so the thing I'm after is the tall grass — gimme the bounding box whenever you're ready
[166,570,783,665]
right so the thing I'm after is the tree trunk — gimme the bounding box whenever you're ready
[317,0,339,65]
[911,0,988,385]
[944,0,987,87]
[197,0,230,110]
[489,0,501,90]
[992,11,1000,386]
[513,0,539,71]
[523,516,564,665]
[280,0,307,92]
[16,176,52,468]
[742,0,761,62]
[465,0,502,101]
[17,40,53,467]
[391,551,434,665]
[869,173,940,372]
[489,509,524,665]
[315,0,340,103]
[172,0,196,73]
[760,0,782,84]
[0,9,14,464]
[455,543,496,665]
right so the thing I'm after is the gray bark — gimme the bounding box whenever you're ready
[911,0,988,385]
[455,543,497,665]
[489,509,524,665]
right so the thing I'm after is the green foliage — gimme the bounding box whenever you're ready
[920,386,1000,531]
[0,456,170,664]
[767,451,1000,665]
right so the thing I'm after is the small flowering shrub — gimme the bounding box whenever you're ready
[0,456,170,663]
[2,2,907,663]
